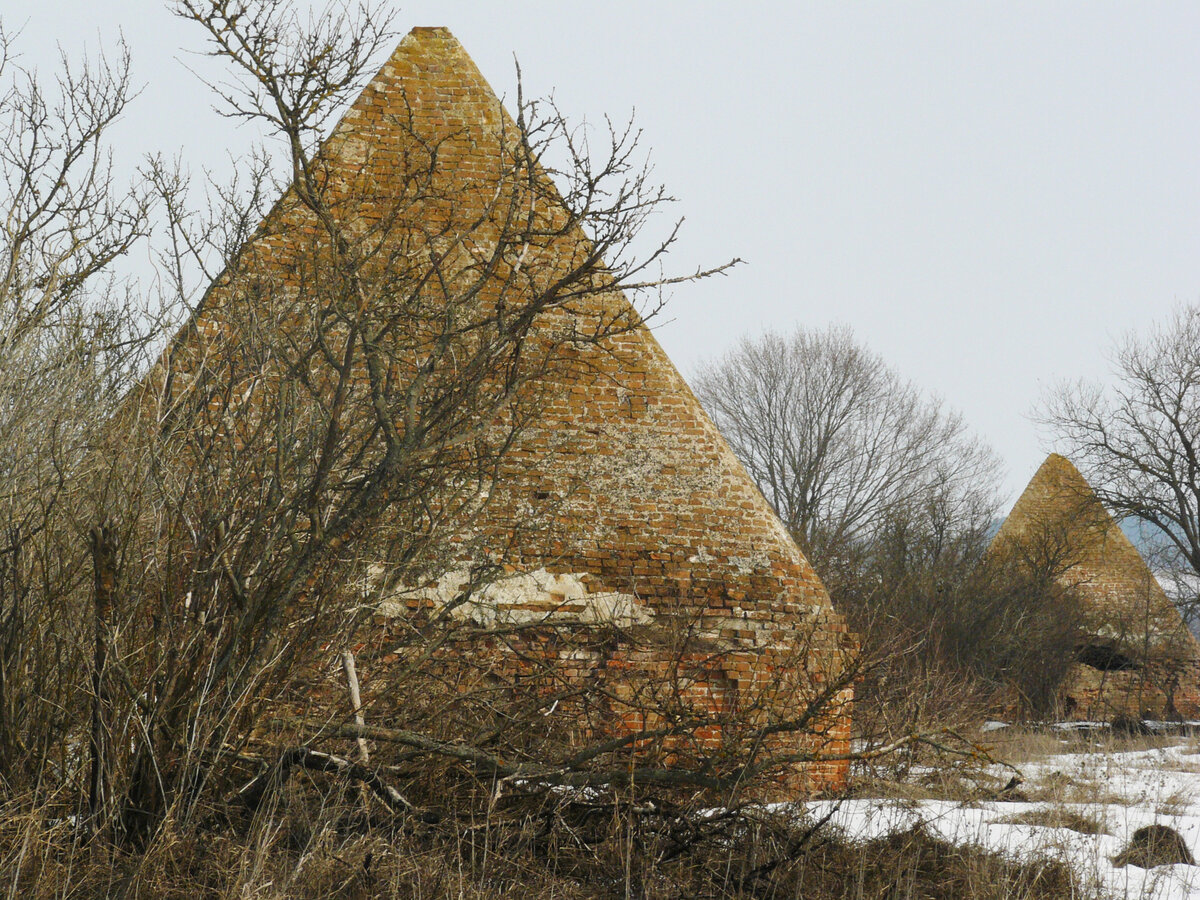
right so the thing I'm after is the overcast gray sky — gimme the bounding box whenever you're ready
[12,1,1200,504]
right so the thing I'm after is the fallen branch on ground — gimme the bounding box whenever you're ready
[236,746,441,822]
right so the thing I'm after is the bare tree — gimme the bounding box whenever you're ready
[0,22,153,783]
[693,325,1001,566]
[1040,304,1200,590]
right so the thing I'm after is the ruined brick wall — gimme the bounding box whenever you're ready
[138,26,856,794]
[992,454,1200,720]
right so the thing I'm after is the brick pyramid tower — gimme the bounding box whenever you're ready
[157,28,855,789]
[992,454,1200,719]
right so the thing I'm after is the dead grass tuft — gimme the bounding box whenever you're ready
[992,807,1109,835]
[776,825,1084,900]
[982,725,1176,769]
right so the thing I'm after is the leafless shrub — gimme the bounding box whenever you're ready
[0,20,156,791]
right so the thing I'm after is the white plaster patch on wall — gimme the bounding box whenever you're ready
[378,567,655,628]
[728,553,771,575]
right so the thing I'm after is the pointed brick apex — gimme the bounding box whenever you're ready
[993,453,1125,558]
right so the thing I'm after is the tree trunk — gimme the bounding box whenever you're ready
[88,524,117,822]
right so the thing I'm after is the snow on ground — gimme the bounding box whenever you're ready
[802,736,1200,899]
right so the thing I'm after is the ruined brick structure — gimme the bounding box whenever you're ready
[991,454,1200,720]
[144,27,855,793]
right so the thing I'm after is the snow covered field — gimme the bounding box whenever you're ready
[803,731,1200,899]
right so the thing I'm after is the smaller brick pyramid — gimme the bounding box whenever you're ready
[992,454,1200,719]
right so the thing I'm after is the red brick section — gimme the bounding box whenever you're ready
[167,27,857,793]
[992,454,1200,720]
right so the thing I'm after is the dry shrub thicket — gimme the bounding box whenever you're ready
[695,330,1092,735]
[0,4,1100,898]
[826,510,1090,734]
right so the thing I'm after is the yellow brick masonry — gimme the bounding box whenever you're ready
[157,26,858,793]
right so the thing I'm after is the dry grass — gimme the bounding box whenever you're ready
[766,826,1084,900]
[980,728,1075,764]
[1154,785,1196,817]
[991,807,1110,835]
[0,788,1097,900]
[847,769,1006,805]
[2,721,1154,899]
[981,724,1174,769]
[1010,768,1129,808]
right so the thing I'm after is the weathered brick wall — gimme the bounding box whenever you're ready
[992,454,1200,720]
[1056,660,1200,721]
[357,606,853,793]
[136,26,857,794]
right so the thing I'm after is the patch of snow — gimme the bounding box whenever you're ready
[798,739,1200,898]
